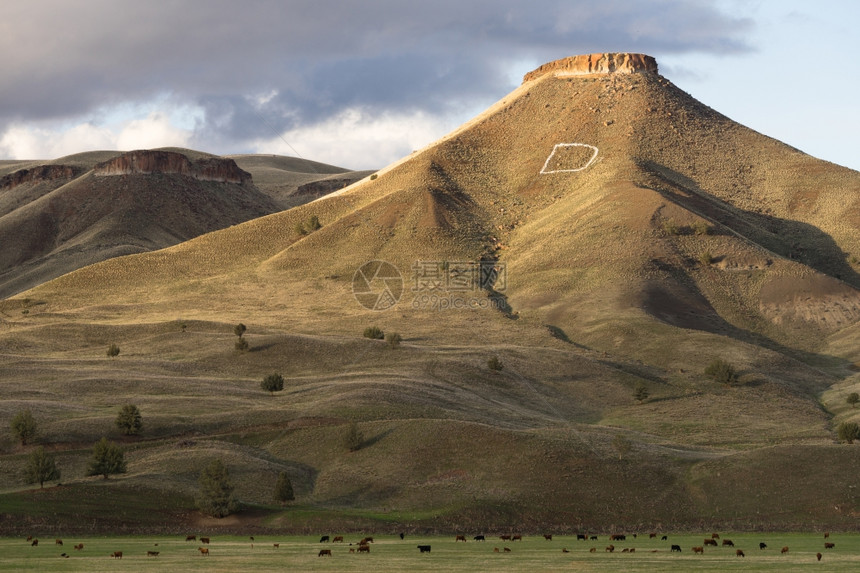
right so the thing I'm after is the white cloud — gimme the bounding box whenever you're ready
[252,108,460,170]
[116,112,191,150]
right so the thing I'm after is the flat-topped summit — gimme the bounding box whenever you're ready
[523,52,658,82]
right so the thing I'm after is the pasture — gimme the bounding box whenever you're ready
[1,532,858,572]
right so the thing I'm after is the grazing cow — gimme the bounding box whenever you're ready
[622,548,630,553]
[661,535,668,541]
[111,551,123,559]
[544,534,553,541]
[670,545,682,552]
[31,540,38,547]
[610,534,626,541]
[474,535,486,541]
[693,546,704,554]
[736,549,745,557]
[704,539,717,547]
[200,537,210,544]
[147,551,159,557]
[186,535,196,541]
[455,535,467,542]
[55,539,63,545]
[824,532,830,539]
[605,545,615,553]
[60,553,68,558]
[417,545,431,553]
[781,546,789,554]
[320,535,330,543]
[493,547,499,553]
[512,534,522,541]
[649,533,657,539]
[249,536,254,542]
[576,534,587,541]
[562,548,569,553]
[760,542,767,550]
[357,545,370,553]
[589,547,596,553]
[74,544,83,551]
[499,535,511,541]
[400,532,405,540]
[333,536,344,543]
[318,549,332,557]
[26,536,32,541]
[360,537,374,544]
[817,552,822,561]
[273,543,279,549]
[722,539,734,547]
[590,535,598,541]
[711,533,720,539]
[198,547,209,556]
[825,542,835,549]
[503,547,511,553]
[349,548,355,553]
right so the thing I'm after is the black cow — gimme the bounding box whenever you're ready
[671,545,682,552]
[576,534,587,541]
[319,536,329,543]
[473,535,485,541]
[400,532,405,540]
[417,545,431,553]
[760,542,767,550]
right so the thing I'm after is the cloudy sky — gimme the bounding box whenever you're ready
[1,0,857,171]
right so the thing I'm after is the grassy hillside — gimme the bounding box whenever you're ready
[2,59,859,533]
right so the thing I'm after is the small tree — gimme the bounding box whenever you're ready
[196,459,239,517]
[234,323,249,351]
[344,421,364,452]
[87,437,127,479]
[704,358,739,385]
[233,323,247,338]
[261,373,285,394]
[847,392,860,409]
[106,343,120,357]
[699,250,714,266]
[488,356,504,371]
[386,332,402,349]
[363,326,384,340]
[115,404,143,436]
[634,382,649,403]
[837,421,860,444]
[306,215,321,232]
[273,471,295,504]
[24,446,60,488]
[10,409,37,446]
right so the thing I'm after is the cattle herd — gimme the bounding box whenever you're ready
[17,530,847,562]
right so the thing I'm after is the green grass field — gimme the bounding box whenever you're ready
[1,533,857,572]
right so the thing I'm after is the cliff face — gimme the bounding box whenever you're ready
[0,165,81,191]
[93,150,251,184]
[523,52,658,82]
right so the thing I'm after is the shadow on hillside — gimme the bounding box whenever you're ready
[640,160,860,288]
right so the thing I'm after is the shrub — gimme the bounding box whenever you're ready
[837,421,860,444]
[87,438,127,479]
[691,221,711,236]
[633,382,649,402]
[261,373,285,394]
[699,250,714,265]
[488,356,504,371]
[704,358,739,385]
[370,173,378,180]
[10,409,37,446]
[294,221,307,236]
[847,392,859,408]
[24,446,60,488]
[363,326,384,340]
[386,332,402,348]
[106,344,120,357]
[196,459,239,517]
[235,337,249,352]
[115,404,143,436]
[306,215,321,232]
[344,421,364,452]
[661,219,680,236]
[273,471,295,504]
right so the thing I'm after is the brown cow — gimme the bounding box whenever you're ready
[186,535,196,541]
[781,546,789,554]
[562,548,569,553]
[333,536,344,543]
[736,549,745,557]
[493,547,499,553]
[200,537,210,544]
[824,532,830,539]
[26,536,32,541]
[499,534,511,541]
[357,545,370,553]
[55,539,63,545]
[711,533,720,539]
[825,542,835,549]
[147,551,159,557]
[198,547,209,556]
[74,544,84,551]
[722,539,734,547]
[817,552,822,561]
[360,537,374,544]
[589,547,596,553]
[704,539,717,546]
[605,545,615,553]
[455,535,467,542]
[349,548,355,553]
[693,546,704,554]
[31,540,38,547]
[318,549,332,557]
[544,534,552,541]
[503,547,511,553]
[512,534,522,541]
[649,532,657,539]
[273,543,280,549]
[111,551,123,559]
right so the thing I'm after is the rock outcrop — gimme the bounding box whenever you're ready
[523,53,658,83]
[93,150,251,184]
[0,165,81,191]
